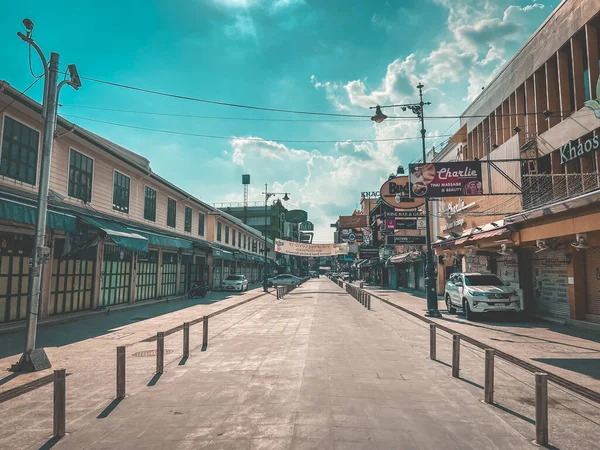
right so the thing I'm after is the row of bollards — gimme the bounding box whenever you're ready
[276,283,297,299]
[428,324,549,446]
[345,283,371,310]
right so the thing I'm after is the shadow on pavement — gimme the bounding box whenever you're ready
[532,358,600,380]
[147,373,162,386]
[38,436,62,450]
[492,403,535,425]
[0,290,259,360]
[97,398,123,419]
[459,377,484,390]
[178,356,188,366]
[0,372,20,387]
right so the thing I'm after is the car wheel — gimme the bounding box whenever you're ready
[445,295,456,314]
[464,299,475,321]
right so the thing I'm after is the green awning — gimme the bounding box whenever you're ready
[128,229,193,250]
[80,216,148,252]
[0,198,77,232]
[212,248,235,261]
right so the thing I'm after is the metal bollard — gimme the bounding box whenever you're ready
[452,335,460,378]
[183,322,190,358]
[484,349,494,404]
[535,373,549,446]
[202,316,209,348]
[429,324,436,360]
[116,346,126,399]
[156,332,165,374]
[367,294,371,310]
[53,369,66,438]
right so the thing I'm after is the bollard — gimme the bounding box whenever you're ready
[535,373,549,446]
[183,322,190,358]
[156,331,165,374]
[367,294,371,310]
[429,324,436,360]
[53,369,66,438]
[484,349,494,404]
[202,316,209,348]
[116,346,126,399]
[452,334,460,378]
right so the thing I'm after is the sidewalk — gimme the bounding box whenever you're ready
[358,284,600,394]
[41,278,546,450]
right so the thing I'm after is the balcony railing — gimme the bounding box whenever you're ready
[213,201,266,208]
[522,173,600,210]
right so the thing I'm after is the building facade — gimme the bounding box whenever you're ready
[0,81,274,325]
[433,0,600,325]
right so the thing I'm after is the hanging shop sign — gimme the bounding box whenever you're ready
[559,136,600,165]
[385,219,418,230]
[338,215,368,228]
[441,218,465,232]
[358,246,379,259]
[274,239,348,257]
[299,221,314,231]
[339,228,364,243]
[408,162,483,198]
[383,211,424,218]
[285,210,308,224]
[379,176,425,210]
[417,218,426,230]
[361,191,380,199]
[386,235,426,245]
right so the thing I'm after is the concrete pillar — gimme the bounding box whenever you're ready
[524,77,536,138]
[568,248,586,320]
[156,248,163,298]
[515,86,526,148]
[545,57,561,129]
[493,109,500,146]
[557,47,573,118]
[508,93,516,139]
[483,117,490,157]
[175,251,182,295]
[129,252,138,304]
[501,99,509,145]
[570,35,586,111]
[586,23,599,101]
[467,131,474,161]
[92,241,104,310]
[40,231,55,319]
[534,68,548,135]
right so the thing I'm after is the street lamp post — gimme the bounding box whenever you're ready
[13,19,82,372]
[370,83,441,317]
[262,184,289,292]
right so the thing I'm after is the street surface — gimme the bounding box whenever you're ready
[1,278,600,449]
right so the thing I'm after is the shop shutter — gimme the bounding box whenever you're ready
[585,247,600,316]
[531,249,570,320]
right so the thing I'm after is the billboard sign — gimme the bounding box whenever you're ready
[408,162,483,198]
[299,221,314,231]
[274,240,348,257]
[383,211,424,218]
[385,219,418,230]
[386,235,426,245]
[285,210,308,223]
[379,176,425,210]
[338,215,368,228]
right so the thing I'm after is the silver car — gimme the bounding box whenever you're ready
[222,274,249,292]
[268,274,301,287]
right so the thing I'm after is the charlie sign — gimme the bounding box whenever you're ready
[408,162,483,198]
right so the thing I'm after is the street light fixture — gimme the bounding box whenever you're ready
[369,83,441,317]
[262,184,290,292]
[12,19,81,372]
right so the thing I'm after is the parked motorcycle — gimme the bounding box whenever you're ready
[188,282,209,299]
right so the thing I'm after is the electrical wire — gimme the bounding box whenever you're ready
[28,43,44,79]
[0,77,43,114]
[59,114,455,144]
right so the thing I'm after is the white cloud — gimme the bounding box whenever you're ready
[224,14,257,39]
[310,76,349,111]
[371,13,392,32]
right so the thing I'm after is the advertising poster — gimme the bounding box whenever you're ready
[386,235,426,245]
[408,162,483,198]
[274,240,348,257]
[379,176,425,209]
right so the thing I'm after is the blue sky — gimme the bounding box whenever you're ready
[1,0,560,241]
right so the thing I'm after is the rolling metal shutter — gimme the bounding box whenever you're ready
[531,249,570,320]
[585,247,600,316]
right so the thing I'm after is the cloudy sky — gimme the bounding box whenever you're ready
[1,0,559,242]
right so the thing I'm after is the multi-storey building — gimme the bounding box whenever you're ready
[0,80,274,325]
[433,0,600,326]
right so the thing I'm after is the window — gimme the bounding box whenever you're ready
[243,235,247,249]
[225,225,230,244]
[68,149,93,203]
[184,207,192,232]
[198,212,205,236]
[232,229,236,246]
[217,222,222,241]
[167,197,177,228]
[144,186,156,221]
[238,231,242,248]
[112,171,130,213]
[1,116,39,185]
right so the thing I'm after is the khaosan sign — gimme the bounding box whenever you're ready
[274,239,348,257]
[408,162,483,198]
[379,176,425,210]
[560,136,600,164]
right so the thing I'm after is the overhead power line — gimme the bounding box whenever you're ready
[0,77,43,114]
[60,114,455,144]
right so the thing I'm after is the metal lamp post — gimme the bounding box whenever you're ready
[262,184,289,292]
[13,19,82,372]
[370,83,441,317]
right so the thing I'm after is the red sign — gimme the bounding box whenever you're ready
[408,162,483,198]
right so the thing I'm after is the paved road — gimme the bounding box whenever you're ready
[50,278,537,449]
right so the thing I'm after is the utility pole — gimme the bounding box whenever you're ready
[262,184,289,292]
[370,83,441,318]
[13,19,81,372]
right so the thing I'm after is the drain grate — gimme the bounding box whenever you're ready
[132,349,175,357]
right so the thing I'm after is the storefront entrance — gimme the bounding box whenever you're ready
[100,245,132,307]
[0,234,32,323]
[531,248,570,320]
[136,250,158,302]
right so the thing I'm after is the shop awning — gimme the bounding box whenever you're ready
[212,247,235,261]
[0,198,77,232]
[79,216,148,252]
[129,228,193,250]
[390,252,421,264]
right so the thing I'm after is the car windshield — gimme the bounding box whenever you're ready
[225,275,243,281]
[464,275,504,286]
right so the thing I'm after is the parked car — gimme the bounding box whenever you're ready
[268,274,301,287]
[222,274,249,292]
[445,272,522,320]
